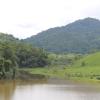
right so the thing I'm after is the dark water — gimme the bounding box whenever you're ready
[0,79,100,100]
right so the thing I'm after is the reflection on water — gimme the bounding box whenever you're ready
[0,80,16,100]
[0,79,100,100]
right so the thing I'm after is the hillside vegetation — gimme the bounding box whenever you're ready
[1,17,100,82]
[0,33,49,79]
[74,52,100,67]
[0,33,19,42]
[26,52,100,82]
[24,18,100,53]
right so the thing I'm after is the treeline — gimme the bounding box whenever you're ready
[0,41,49,79]
[48,53,82,67]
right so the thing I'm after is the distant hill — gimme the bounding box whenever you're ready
[24,17,100,53]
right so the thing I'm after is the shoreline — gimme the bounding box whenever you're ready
[19,68,100,85]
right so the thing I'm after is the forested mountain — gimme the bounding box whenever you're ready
[24,18,100,53]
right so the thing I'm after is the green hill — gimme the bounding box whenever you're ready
[24,17,100,54]
[74,52,100,67]
[62,52,100,81]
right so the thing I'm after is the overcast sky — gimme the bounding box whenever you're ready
[0,0,100,39]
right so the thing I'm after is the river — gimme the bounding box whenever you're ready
[0,79,100,100]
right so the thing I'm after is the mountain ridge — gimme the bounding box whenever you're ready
[24,17,100,53]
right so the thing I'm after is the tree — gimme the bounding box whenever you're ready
[0,42,17,79]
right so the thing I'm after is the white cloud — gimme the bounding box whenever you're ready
[0,0,100,39]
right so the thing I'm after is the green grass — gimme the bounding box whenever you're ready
[22,67,65,78]
[21,52,100,83]
[64,52,100,82]
[21,66,100,83]
[74,52,100,67]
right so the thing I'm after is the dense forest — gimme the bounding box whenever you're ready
[24,18,100,53]
[0,33,49,79]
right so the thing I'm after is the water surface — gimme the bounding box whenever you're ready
[0,79,100,100]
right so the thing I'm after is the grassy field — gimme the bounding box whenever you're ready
[22,66,100,82]
[22,52,100,83]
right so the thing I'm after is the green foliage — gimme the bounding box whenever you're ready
[0,33,49,79]
[24,18,100,54]
[74,52,100,67]
[0,58,4,72]
[48,53,82,66]
[0,42,17,79]
[0,32,19,42]
[16,44,49,67]
[23,51,100,83]
[4,60,12,72]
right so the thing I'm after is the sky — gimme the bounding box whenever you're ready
[0,0,100,39]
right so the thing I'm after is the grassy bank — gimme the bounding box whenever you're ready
[20,52,100,83]
[20,66,100,83]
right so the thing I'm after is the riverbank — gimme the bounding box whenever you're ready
[16,70,47,80]
[20,66,100,84]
